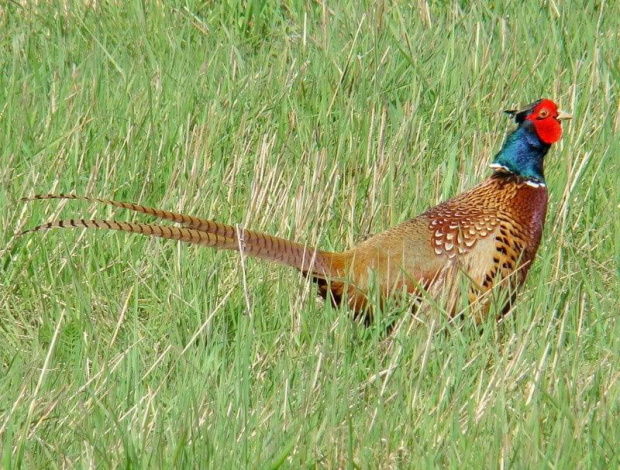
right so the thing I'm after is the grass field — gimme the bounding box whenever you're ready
[1,1,618,467]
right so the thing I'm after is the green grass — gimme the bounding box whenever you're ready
[1,0,618,467]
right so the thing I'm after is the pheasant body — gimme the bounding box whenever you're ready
[21,99,570,322]
[310,173,549,316]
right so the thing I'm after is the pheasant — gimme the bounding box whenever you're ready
[22,99,571,322]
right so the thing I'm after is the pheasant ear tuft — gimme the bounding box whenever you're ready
[504,99,543,124]
[504,108,526,124]
[504,109,518,118]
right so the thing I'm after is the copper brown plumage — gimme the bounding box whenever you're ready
[21,99,571,322]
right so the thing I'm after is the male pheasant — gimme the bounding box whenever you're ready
[22,99,571,322]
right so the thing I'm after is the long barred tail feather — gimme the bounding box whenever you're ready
[21,194,228,235]
[22,194,307,246]
[20,195,348,279]
[20,219,236,248]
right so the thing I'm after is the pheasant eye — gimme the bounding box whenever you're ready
[538,109,549,119]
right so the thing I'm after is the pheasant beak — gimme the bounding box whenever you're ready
[556,110,572,121]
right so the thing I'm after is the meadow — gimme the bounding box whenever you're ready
[0,1,618,467]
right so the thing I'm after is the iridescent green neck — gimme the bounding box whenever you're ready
[490,121,550,185]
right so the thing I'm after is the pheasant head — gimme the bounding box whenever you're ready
[491,99,572,186]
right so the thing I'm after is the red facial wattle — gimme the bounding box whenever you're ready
[525,99,563,144]
[530,116,563,144]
